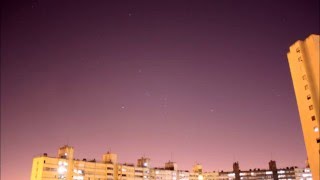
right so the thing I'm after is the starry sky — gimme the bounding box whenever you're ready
[1,0,319,179]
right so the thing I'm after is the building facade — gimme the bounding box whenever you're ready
[31,145,313,180]
[31,146,116,180]
[287,34,319,180]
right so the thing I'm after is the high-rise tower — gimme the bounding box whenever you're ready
[287,34,319,180]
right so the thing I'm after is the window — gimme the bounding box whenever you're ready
[317,138,320,143]
[302,75,307,80]
[314,126,319,132]
[311,116,316,121]
[44,160,46,164]
[309,105,313,110]
[307,95,311,100]
[305,85,309,90]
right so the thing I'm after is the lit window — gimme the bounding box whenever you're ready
[57,166,67,174]
[314,127,319,132]
[309,105,313,110]
[311,116,316,121]
[307,95,311,100]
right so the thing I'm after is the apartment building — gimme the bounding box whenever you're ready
[287,34,319,180]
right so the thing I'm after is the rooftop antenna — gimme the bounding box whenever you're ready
[170,152,174,162]
[67,136,69,146]
[161,95,168,120]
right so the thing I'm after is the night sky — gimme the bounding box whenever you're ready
[1,0,319,179]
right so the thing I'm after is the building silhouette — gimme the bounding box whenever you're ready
[269,160,278,180]
[287,34,319,180]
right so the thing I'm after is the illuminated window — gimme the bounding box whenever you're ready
[304,85,309,90]
[309,105,313,110]
[314,127,319,132]
[307,95,311,100]
[311,116,316,121]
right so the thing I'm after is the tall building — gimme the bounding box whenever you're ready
[287,34,319,180]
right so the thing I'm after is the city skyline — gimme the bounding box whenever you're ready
[31,144,311,171]
[30,145,313,180]
[1,0,319,179]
